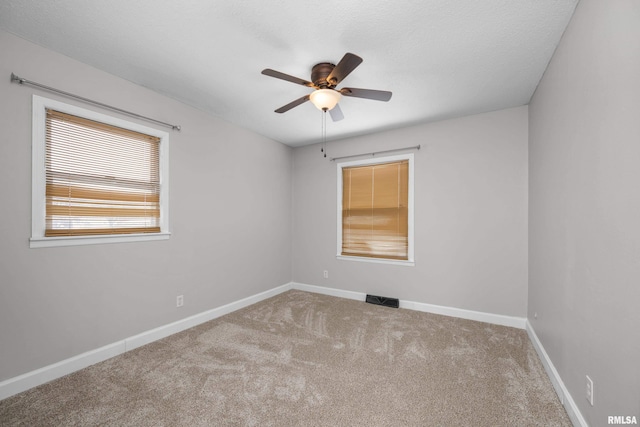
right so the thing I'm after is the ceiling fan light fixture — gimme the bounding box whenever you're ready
[309,89,341,111]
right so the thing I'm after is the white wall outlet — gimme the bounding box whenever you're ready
[586,375,594,406]
[323,270,329,279]
[176,295,184,307]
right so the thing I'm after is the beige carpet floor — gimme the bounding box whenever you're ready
[0,290,571,426]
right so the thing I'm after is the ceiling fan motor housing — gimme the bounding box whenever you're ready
[311,63,337,88]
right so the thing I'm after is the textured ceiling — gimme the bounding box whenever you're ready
[0,0,578,147]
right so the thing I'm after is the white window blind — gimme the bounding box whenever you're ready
[45,109,161,237]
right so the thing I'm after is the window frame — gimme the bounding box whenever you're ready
[30,95,170,248]
[336,153,415,266]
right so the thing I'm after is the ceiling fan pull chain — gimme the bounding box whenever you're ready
[322,110,327,158]
[320,110,324,154]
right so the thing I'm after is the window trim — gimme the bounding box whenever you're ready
[30,95,170,248]
[336,153,415,266]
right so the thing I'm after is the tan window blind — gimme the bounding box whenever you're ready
[45,109,161,237]
[342,160,409,260]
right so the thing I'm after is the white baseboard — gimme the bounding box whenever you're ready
[401,299,526,329]
[0,281,529,402]
[526,320,587,427]
[0,282,293,401]
[291,282,526,329]
[292,282,366,302]
[0,341,125,402]
[125,283,292,351]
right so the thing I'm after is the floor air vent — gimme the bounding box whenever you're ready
[365,294,399,308]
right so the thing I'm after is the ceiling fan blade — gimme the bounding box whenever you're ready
[327,53,363,86]
[329,104,344,122]
[262,69,314,87]
[340,87,392,102]
[274,94,311,113]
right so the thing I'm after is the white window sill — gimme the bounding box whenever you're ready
[336,255,415,267]
[30,232,171,248]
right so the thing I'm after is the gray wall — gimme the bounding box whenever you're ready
[293,106,529,317]
[0,31,293,381]
[528,0,640,424]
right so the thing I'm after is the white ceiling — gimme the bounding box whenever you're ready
[0,0,578,147]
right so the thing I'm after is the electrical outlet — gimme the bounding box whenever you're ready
[323,270,329,279]
[586,375,594,406]
[176,295,184,308]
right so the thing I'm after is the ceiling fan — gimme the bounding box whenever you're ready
[261,53,392,122]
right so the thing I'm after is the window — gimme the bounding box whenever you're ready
[31,96,170,248]
[337,153,414,266]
